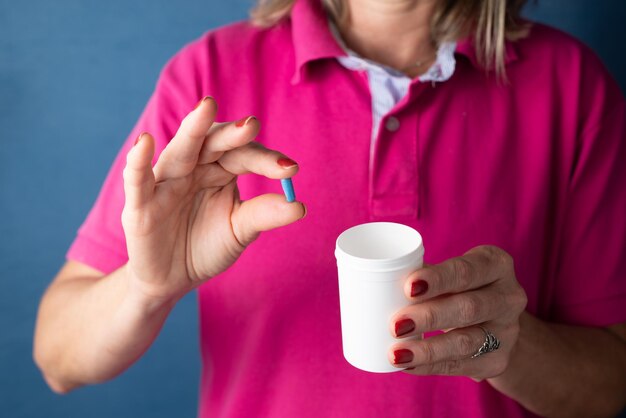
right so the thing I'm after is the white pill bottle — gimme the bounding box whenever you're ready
[335,222,424,373]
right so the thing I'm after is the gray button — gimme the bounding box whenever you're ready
[385,116,400,132]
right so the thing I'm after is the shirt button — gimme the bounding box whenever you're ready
[385,117,400,132]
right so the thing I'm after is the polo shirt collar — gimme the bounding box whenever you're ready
[290,0,345,84]
[290,0,520,83]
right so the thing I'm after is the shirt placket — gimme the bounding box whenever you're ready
[369,91,421,221]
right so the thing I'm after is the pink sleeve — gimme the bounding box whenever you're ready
[66,35,211,274]
[550,59,626,326]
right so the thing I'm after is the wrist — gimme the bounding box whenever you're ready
[121,264,183,315]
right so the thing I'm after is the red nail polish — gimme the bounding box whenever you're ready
[393,349,414,365]
[411,280,428,297]
[395,318,415,337]
[194,96,214,111]
[235,116,255,127]
[193,96,208,111]
[134,132,145,146]
[277,158,298,168]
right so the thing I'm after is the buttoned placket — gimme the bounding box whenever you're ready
[369,81,432,221]
[336,63,424,220]
[330,20,457,221]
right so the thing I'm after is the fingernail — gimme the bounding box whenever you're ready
[193,96,211,111]
[411,280,428,297]
[301,203,307,219]
[393,349,414,365]
[134,132,146,146]
[235,116,256,127]
[277,158,298,168]
[395,318,415,337]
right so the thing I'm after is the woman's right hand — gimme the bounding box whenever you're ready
[122,96,305,304]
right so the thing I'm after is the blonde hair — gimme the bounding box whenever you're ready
[251,0,529,77]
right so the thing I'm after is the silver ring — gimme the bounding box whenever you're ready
[471,326,501,359]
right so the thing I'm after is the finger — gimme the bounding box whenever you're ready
[404,246,514,301]
[389,327,511,379]
[399,355,508,380]
[392,287,511,334]
[198,116,259,165]
[153,96,218,181]
[123,132,156,210]
[218,141,299,179]
[231,193,306,247]
[391,326,492,365]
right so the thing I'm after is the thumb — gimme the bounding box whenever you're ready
[231,193,306,247]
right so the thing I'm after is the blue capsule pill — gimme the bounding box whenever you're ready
[280,178,296,202]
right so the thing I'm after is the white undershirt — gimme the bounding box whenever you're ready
[329,22,457,138]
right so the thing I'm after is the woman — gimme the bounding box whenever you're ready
[34,0,626,416]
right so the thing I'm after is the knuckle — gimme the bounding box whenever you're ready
[414,342,437,365]
[452,258,474,289]
[442,359,463,375]
[516,287,528,310]
[498,248,514,269]
[470,245,492,265]
[516,294,528,313]
[457,332,478,357]
[420,362,438,375]
[478,244,500,259]
[420,307,439,331]
[424,267,443,292]
[492,246,514,271]
[459,294,481,323]
[479,245,514,270]
[505,285,528,312]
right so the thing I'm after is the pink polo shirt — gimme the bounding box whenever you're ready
[67,0,626,416]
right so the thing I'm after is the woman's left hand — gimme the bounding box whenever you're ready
[389,245,528,380]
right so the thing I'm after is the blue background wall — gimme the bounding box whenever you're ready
[1,1,624,417]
